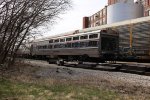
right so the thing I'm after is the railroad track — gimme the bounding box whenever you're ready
[63,61,150,75]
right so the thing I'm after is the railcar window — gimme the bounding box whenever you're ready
[43,45,47,49]
[89,34,98,39]
[54,44,60,48]
[59,44,65,48]
[66,37,72,41]
[39,46,42,49]
[60,38,65,42]
[80,42,88,47]
[73,36,79,40]
[54,39,59,43]
[88,41,98,47]
[49,40,53,43]
[72,42,80,48]
[39,46,41,49]
[48,45,53,49]
[37,46,40,49]
[38,45,47,49]
[80,35,88,40]
[65,43,72,48]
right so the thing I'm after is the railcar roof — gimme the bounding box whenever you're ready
[33,30,78,42]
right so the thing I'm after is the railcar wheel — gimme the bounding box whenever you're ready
[79,54,89,62]
[56,60,60,65]
[68,56,74,61]
[56,59,64,66]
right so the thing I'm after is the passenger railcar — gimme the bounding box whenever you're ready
[30,28,119,64]
[18,16,150,63]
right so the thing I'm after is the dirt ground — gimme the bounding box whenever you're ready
[1,59,150,99]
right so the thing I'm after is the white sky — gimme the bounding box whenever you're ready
[42,0,137,37]
[42,0,107,37]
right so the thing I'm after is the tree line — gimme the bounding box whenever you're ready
[0,0,71,66]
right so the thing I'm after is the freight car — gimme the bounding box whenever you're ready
[30,28,119,65]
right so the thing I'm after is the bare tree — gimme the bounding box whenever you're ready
[0,0,71,66]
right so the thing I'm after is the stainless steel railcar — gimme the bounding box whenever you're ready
[31,29,119,63]
[19,16,150,63]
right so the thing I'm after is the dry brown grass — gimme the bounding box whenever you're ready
[1,61,150,100]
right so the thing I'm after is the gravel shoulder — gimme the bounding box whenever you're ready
[4,59,150,98]
[24,59,150,87]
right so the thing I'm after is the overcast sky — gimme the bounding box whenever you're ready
[41,0,107,37]
[42,0,137,37]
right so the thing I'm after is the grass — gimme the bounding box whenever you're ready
[0,61,149,100]
[0,79,121,100]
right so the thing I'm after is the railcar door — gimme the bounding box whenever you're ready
[99,29,119,60]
